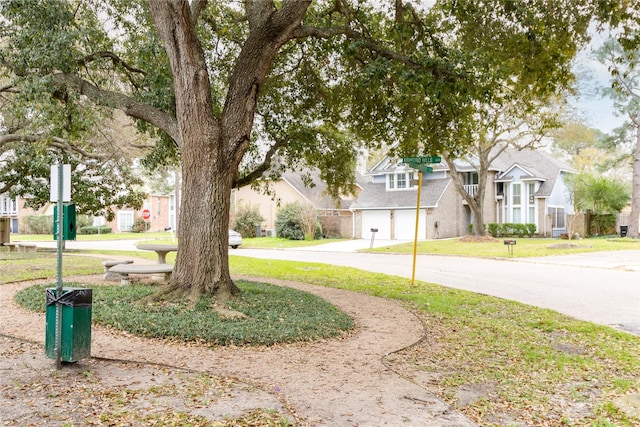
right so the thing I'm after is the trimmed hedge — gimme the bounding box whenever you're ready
[486,223,536,238]
[78,226,112,235]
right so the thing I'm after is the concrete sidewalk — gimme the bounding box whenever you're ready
[287,238,411,252]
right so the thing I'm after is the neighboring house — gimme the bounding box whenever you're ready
[0,194,19,233]
[351,147,575,240]
[232,170,366,238]
[0,193,175,234]
[102,193,175,233]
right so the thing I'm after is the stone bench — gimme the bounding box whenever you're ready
[2,243,18,252]
[101,259,134,280]
[17,243,37,252]
[108,263,174,286]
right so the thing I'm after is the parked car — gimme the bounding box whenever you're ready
[229,229,242,249]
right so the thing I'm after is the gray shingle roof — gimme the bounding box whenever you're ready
[491,147,574,197]
[350,178,451,209]
[359,146,573,207]
[282,169,366,210]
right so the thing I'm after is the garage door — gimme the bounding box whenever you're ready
[361,210,391,239]
[395,209,426,240]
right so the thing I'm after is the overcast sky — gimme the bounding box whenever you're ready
[568,30,628,134]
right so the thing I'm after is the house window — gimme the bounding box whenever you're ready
[118,211,134,232]
[512,183,521,223]
[549,206,566,229]
[464,172,478,186]
[397,173,407,188]
[463,172,479,197]
[387,171,415,191]
[528,183,536,223]
[512,183,521,205]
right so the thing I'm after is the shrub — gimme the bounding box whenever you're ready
[275,202,322,240]
[131,218,149,233]
[233,204,264,237]
[487,223,536,237]
[23,215,53,234]
[76,215,94,229]
[487,223,500,237]
[78,226,112,235]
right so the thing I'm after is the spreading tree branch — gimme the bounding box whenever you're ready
[51,72,180,145]
[234,137,287,188]
[0,133,112,160]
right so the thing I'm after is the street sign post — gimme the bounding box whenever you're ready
[50,164,71,370]
[401,155,440,285]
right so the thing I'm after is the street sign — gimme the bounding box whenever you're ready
[142,209,151,221]
[402,156,442,164]
[50,164,71,202]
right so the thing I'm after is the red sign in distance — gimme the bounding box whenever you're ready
[142,209,151,221]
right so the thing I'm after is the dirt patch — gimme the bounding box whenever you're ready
[0,273,475,426]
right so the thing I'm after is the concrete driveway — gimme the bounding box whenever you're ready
[235,241,640,335]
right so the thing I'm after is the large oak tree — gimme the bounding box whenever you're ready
[597,37,640,238]
[0,0,631,299]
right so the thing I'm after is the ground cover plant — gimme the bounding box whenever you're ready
[229,256,640,426]
[15,280,353,346]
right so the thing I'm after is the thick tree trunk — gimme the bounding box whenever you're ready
[471,197,486,236]
[444,153,488,236]
[170,141,240,300]
[627,123,640,238]
[147,1,311,299]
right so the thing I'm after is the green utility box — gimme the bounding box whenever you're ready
[45,288,92,362]
[53,203,77,241]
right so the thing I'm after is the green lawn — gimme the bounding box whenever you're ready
[367,236,640,258]
[0,251,103,283]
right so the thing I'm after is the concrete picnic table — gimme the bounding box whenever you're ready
[136,243,178,264]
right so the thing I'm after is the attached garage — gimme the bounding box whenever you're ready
[361,210,391,239]
[394,209,426,240]
[361,208,426,240]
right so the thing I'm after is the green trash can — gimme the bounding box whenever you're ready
[45,288,92,362]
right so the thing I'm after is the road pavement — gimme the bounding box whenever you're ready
[234,240,640,335]
[26,237,640,335]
